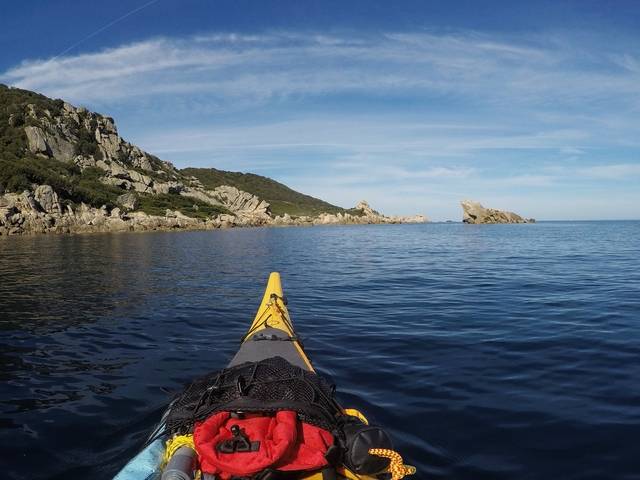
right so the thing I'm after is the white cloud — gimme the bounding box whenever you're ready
[3,31,638,110]
[578,163,640,179]
[613,53,640,73]
[135,117,593,162]
[560,147,586,156]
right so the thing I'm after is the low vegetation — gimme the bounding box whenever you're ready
[138,193,229,219]
[0,154,124,209]
[1,85,49,165]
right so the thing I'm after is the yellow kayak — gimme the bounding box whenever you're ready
[114,272,414,480]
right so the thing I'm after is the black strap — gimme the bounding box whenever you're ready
[217,424,260,453]
[324,444,342,465]
[321,467,338,480]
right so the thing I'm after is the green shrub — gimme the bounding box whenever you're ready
[138,193,230,219]
[5,172,30,192]
[0,154,123,208]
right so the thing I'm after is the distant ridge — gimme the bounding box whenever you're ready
[182,167,343,217]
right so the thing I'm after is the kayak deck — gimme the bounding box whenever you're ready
[229,272,313,371]
[229,327,312,370]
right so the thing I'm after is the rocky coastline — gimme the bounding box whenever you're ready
[0,187,426,236]
[0,86,426,236]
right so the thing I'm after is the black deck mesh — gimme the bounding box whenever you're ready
[165,356,341,434]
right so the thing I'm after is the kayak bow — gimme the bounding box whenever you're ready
[114,272,414,480]
[229,272,314,372]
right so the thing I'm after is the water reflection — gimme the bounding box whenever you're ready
[1,223,640,479]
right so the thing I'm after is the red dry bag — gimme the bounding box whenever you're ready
[194,410,334,479]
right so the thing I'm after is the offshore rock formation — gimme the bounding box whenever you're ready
[461,200,534,224]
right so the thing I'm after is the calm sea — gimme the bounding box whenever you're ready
[1,222,639,480]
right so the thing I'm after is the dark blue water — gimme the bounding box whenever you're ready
[1,222,639,480]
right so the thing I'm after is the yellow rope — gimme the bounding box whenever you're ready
[343,408,369,425]
[368,448,416,480]
[162,434,196,469]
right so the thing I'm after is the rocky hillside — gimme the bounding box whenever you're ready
[0,84,426,235]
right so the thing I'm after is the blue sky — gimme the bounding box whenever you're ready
[2,1,639,220]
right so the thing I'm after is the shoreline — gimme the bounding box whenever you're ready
[0,188,426,237]
[0,216,428,238]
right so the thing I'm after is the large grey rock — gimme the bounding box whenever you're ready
[180,185,271,221]
[44,132,76,162]
[102,177,133,190]
[24,126,51,155]
[355,200,378,216]
[117,193,139,210]
[127,170,153,190]
[210,186,271,218]
[180,188,223,207]
[34,185,61,214]
[25,120,75,162]
[21,191,41,212]
[153,180,183,195]
[73,155,97,170]
[461,200,534,224]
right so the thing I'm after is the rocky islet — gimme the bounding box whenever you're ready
[460,200,534,224]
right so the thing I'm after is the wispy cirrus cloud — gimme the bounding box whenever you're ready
[3,31,639,109]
